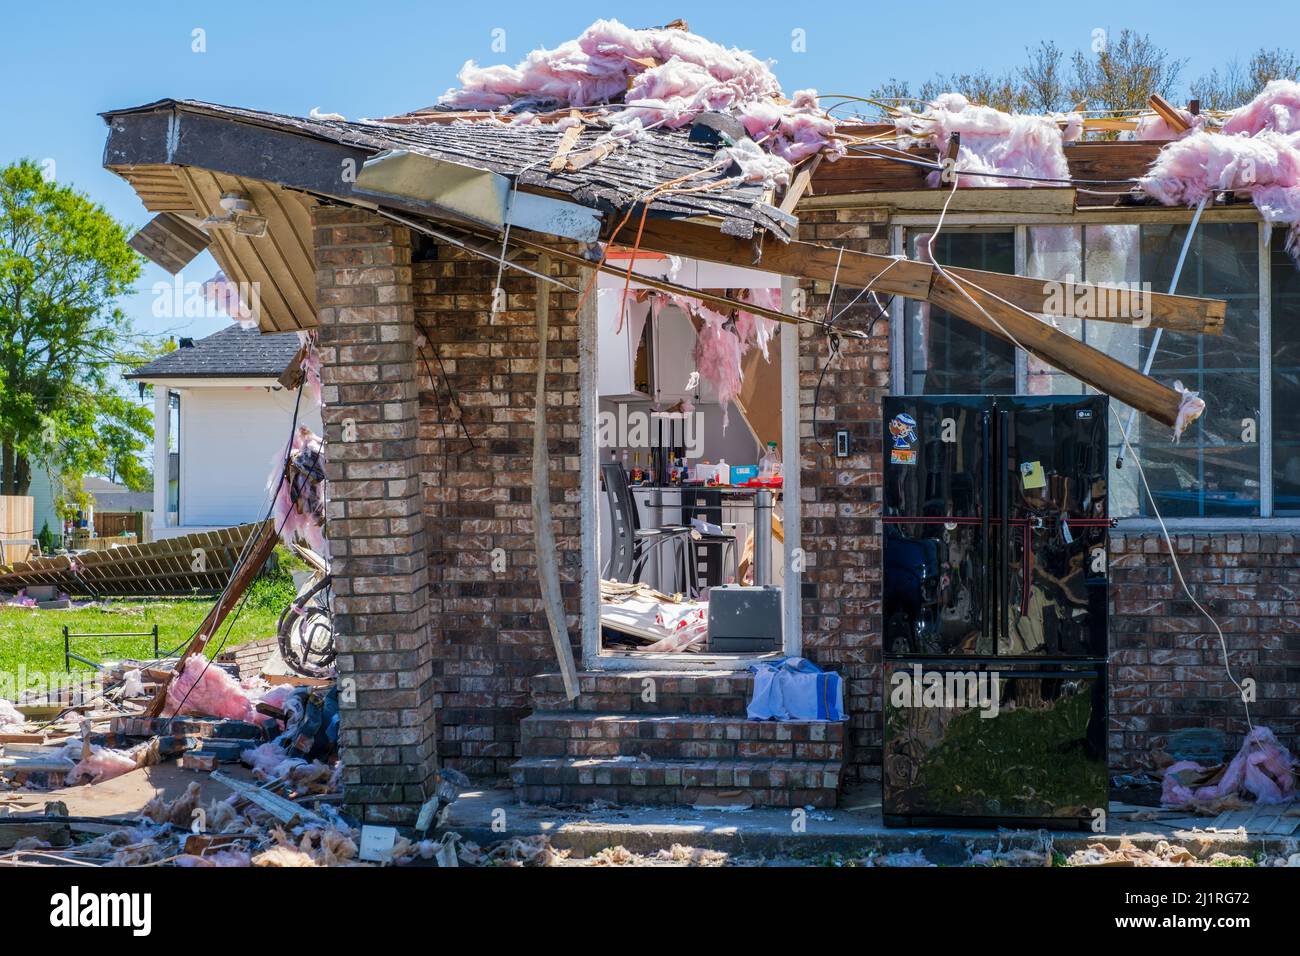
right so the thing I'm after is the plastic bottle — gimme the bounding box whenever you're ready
[759,441,781,481]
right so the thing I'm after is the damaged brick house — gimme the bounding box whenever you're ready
[99,86,1286,825]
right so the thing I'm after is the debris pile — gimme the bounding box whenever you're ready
[1160,726,1297,811]
[1141,81,1300,263]
[894,92,1081,187]
[436,18,843,187]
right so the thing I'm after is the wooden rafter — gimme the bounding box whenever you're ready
[617,217,1224,335]
[590,217,1218,430]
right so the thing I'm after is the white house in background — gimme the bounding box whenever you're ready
[127,325,322,540]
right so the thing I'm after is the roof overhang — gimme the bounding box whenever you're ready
[127,375,289,389]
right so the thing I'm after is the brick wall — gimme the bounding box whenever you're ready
[795,205,893,782]
[313,206,437,824]
[412,240,585,780]
[217,637,277,680]
[1109,531,1300,768]
[313,201,1294,800]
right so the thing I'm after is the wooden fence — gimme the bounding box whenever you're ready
[0,496,35,565]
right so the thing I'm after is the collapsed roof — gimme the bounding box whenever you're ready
[99,21,1236,431]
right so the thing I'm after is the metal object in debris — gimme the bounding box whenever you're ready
[64,624,159,673]
[753,489,773,587]
[355,150,601,242]
[277,560,336,678]
[707,584,782,652]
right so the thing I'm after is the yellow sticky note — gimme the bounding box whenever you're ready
[1020,460,1046,490]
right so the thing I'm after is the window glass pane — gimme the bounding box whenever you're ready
[903,229,1015,394]
[1025,223,1259,518]
[1272,229,1300,513]
[1136,223,1259,518]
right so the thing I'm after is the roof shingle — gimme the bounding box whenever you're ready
[126,325,300,380]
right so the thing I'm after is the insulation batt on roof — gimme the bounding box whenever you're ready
[437,18,843,187]
[1140,80,1300,263]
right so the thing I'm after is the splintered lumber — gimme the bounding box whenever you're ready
[929,271,1186,427]
[211,770,324,826]
[549,112,584,172]
[532,254,579,699]
[1149,93,1192,134]
[616,217,1225,335]
[143,519,279,717]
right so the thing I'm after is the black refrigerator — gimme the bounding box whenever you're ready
[882,394,1110,828]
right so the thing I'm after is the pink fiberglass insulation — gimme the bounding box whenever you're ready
[895,93,1076,188]
[1131,108,1205,142]
[1139,127,1300,263]
[65,743,139,785]
[651,287,780,429]
[437,18,842,184]
[1162,726,1296,807]
[204,272,257,329]
[163,656,259,723]
[269,424,328,556]
[296,330,323,409]
[1222,80,1300,137]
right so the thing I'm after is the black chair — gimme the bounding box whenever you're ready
[600,462,693,590]
[680,487,738,592]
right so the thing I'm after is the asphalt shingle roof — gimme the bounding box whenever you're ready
[103,99,797,241]
[126,324,300,380]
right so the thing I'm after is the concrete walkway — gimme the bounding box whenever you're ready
[442,784,1297,863]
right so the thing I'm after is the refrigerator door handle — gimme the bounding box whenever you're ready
[998,408,1010,651]
[981,410,991,650]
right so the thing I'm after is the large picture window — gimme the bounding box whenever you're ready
[899,221,1291,521]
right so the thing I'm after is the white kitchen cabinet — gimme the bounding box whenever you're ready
[597,288,652,400]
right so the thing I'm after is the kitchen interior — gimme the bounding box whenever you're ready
[595,253,788,658]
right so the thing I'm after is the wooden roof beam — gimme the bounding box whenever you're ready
[619,217,1225,335]
[613,217,1202,428]
[929,272,1187,428]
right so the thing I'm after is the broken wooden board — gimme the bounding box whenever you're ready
[803,186,1078,216]
[211,770,325,826]
[618,216,1225,336]
[929,271,1187,428]
[812,141,1165,208]
[143,518,279,716]
[0,817,72,851]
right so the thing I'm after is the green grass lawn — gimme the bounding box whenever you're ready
[0,598,283,681]
[0,551,300,684]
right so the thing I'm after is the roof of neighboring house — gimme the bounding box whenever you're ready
[102,99,796,241]
[126,324,300,381]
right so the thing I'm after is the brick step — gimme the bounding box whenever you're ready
[529,670,753,716]
[510,755,841,808]
[521,711,843,762]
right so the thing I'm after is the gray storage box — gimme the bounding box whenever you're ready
[707,585,782,652]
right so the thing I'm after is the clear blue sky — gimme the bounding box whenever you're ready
[3,0,1297,339]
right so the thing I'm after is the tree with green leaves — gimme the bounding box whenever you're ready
[0,159,150,505]
[1069,29,1186,113]
[1192,48,1300,112]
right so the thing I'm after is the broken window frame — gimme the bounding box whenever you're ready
[891,218,1299,526]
